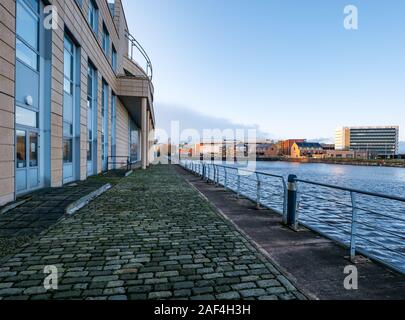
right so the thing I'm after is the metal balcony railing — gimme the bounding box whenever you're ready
[180,160,405,275]
[125,31,153,81]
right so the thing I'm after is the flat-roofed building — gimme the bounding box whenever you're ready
[335,127,351,150]
[335,126,399,157]
[0,0,155,206]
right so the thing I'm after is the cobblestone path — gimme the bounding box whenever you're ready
[0,165,305,300]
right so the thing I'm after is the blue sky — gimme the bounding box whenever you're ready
[122,0,405,142]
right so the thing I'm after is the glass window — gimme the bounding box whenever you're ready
[63,139,73,163]
[129,120,139,162]
[112,46,117,71]
[87,63,96,163]
[88,0,98,34]
[87,142,92,162]
[16,0,39,50]
[16,106,38,127]
[63,100,73,124]
[102,24,110,56]
[63,122,73,137]
[64,78,73,95]
[64,50,73,80]
[29,132,38,167]
[64,47,74,94]
[24,0,39,12]
[87,98,93,139]
[16,39,38,70]
[16,130,27,168]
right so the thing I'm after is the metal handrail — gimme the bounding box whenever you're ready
[296,178,405,202]
[107,156,130,171]
[180,160,405,274]
[125,31,153,81]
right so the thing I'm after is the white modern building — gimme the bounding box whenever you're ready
[335,126,399,157]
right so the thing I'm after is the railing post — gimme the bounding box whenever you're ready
[224,169,228,189]
[350,192,358,262]
[256,173,262,209]
[286,175,298,230]
[237,172,241,198]
[282,180,288,223]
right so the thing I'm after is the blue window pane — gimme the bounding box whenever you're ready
[112,48,117,71]
[63,122,73,137]
[64,78,73,95]
[16,106,38,127]
[16,39,38,70]
[23,0,39,12]
[16,0,39,50]
[29,132,38,167]
[16,130,27,168]
[63,139,73,163]
[64,50,73,80]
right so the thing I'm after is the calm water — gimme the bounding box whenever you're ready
[196,161,405,273]
[254,161,405,197]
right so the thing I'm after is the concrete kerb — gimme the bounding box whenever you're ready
[65,184,112,215]
[0,199,31,215]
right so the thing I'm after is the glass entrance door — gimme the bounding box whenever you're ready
[16,129,40,193]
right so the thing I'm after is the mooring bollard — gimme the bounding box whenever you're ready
[286,174,298,229]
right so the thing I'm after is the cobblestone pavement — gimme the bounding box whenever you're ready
[0,165,305,300]
[0,170,127,259]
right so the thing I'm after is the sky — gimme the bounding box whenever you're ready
[122,0,405,144]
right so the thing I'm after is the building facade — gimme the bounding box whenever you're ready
[324,150,369,159]
[0,0,155,206]
[335,126,399,157]
[335,127,351,151]
[291,142,324,159]
[278,139,306,156]
[256,143,279,158]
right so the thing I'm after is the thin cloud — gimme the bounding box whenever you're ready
[155,103,274,142]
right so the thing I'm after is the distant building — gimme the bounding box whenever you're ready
[321,144,335,151]
[335,126,399,157]
[324,150,368,159]
[291,142,324,159]
[335,127,351,150]
[279,139,306,156]
[256,143,279,158]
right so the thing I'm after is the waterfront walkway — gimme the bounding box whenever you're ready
[176,166,405,300]
[0,165,304,300]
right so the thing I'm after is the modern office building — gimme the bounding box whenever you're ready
[335,126,399,157]
[335,127,351,151]
[0,0,155,206]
